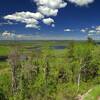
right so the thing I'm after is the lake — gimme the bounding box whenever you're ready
[50,46,66,50]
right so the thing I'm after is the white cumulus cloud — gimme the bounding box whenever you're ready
[88,30,96,33]
[64,29,72,32]
[80,29,87,32]
[3,0,95,29]
[38,6,58,16]
[4,11,44,29]
[34,0,67,9]
[34,0,67,16]
[2,31,11,37]
[67,0,94,6]
[43,18,54,25]
[96,26,100,31]
[2,31,16,40]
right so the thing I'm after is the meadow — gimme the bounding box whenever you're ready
[0,39,100,100]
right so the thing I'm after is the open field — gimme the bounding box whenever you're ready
[0,40,100,100]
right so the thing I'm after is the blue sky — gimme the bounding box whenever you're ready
[0,0,100,40]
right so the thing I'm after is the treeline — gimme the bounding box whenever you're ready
[0,38,100,100]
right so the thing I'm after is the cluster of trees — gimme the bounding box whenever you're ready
[1,38,100,100]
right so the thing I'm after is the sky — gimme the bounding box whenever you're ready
[0,0,100,40]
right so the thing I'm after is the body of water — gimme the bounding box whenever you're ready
[50,46,66,50]
[0,56,8,62]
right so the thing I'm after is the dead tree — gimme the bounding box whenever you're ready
[8,47,21,95]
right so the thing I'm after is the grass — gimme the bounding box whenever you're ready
[0,46,11,56]
[0,62,9,69]
[84,85,100,100]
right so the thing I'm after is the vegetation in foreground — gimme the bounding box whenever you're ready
[0,39,100,100]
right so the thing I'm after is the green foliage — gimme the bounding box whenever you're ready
[0,88,8,100]
[0,40,100,100]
